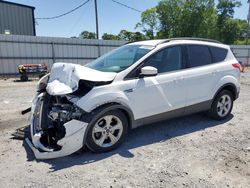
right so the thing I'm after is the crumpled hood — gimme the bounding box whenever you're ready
[46,62,117,96]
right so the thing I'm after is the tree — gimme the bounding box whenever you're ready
[136,8,159,39]
[156,0,182,38]
[197,3,218,39]
[79,31,96,39]
[117,30,146,42]
[216,0,242,44]
[235,19,249,41]
[156,0,218,38]
[130,32,146,42]
[102,33,119,40]
[217,0,241,19]
[117,30,133,41]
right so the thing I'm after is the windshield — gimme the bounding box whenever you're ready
[85,44,154,72]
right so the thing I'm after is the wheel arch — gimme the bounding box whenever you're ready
[82,102,135,130]
[213,83,238,101]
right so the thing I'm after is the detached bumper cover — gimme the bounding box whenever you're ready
[26,119,88,160]
[26,93,89,160]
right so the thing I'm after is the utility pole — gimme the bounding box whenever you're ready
[94,0,99,39]
[246,0,250,45]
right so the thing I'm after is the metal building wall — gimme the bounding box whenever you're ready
[0,34,126,74]
[0,1,35,36]
[230,45,250,65]
[0,34,249,75]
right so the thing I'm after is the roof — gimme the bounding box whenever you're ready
[129,39,166,46]
[129,38,227,48]
[0,0,35,9]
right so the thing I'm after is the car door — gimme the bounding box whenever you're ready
[124,45,188,121]
[183,44,219,107]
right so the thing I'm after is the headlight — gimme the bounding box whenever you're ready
[37,73,50,92]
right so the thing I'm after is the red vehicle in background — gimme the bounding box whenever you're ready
[18,64,48,81]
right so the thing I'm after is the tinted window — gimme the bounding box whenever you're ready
[143,46,182,73]
[187,45,212,67]
[210,46,228,63]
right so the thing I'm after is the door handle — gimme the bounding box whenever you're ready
[212,70,218,75]
[173,77,184,83]
[124,88,134,93]
[179,77,184,81]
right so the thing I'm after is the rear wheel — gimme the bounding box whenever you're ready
[209,90,233,120]
[86,110,128,153]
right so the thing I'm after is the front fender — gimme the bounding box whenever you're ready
[75,90,133,113]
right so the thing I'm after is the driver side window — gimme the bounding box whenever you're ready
[143,46,183,74]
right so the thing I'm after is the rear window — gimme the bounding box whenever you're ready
[187,45,212,68]
[210,46,228,63]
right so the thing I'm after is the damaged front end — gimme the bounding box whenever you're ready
[25,63,116,159]
[26,91,88,159]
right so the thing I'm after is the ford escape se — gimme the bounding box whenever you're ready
[25,38,240,159]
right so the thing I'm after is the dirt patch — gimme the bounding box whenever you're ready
[0,75,249,187]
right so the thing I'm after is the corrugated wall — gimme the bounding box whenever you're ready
[0,34,126,74]
[230,45,250,65]
[0,1,35,36]
[0,35,249,75]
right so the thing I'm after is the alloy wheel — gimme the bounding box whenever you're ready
[92,115,123,148]
[217,94,232,117]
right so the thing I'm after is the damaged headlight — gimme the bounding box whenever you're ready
[37,73,50,92]
[32,93,85,151]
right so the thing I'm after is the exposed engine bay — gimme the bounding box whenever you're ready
[33,93,83,151]
[25,62,116,159]
[25,90,89,159]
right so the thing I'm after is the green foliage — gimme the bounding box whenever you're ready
[118,30,146,41]
[79,31,96,39]
[100,30,146,42]
[138,0,247,44]
[216,0,242,43]
[217,0,241,18]
[80,0,248,44]
[102,33,119,40]
[234,39,250,45]
[136,8,159,39]
[155,0,218,38]
[117,29,133,41]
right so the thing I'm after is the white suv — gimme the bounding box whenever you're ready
[26,38,240,159]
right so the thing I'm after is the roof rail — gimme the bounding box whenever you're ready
[157,37,222,46]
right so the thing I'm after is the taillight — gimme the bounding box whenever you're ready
[232,63,241,71]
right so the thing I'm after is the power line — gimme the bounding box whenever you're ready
[111,0,142,13]
[36,0,91,20]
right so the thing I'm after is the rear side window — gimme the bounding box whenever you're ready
[210,46,228,63]
[187,45,212,68]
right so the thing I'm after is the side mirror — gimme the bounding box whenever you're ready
[140,66,158,77]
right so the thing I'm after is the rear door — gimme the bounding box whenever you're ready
[184,44,220,107]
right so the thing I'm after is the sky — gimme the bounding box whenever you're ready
[5,0,249,38]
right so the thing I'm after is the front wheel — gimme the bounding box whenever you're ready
[209,90,233,120]
[86,110,128,153]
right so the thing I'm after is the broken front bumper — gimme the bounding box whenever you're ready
[25,93,89,160]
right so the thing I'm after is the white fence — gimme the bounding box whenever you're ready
[0,34,249,75]
[230,45,250,65]
[0,34,126,75]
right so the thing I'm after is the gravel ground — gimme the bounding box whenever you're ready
[0,74,249,188]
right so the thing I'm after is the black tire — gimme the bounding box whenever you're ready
[208,90,233,120]
[20,74,28,81]
[86,110,128,153]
